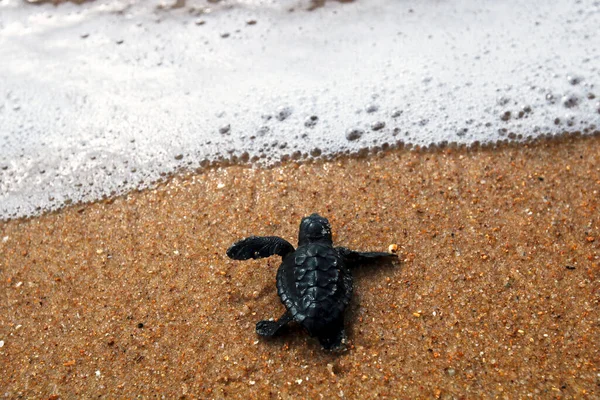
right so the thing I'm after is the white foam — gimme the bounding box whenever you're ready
[1,0,599,219]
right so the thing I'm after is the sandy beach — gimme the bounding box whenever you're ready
[1,135,599,398]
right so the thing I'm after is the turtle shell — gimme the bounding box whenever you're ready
[277,242,353,336]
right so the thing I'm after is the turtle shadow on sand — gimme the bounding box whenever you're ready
[343,258,400,346]
[227,213,399,351]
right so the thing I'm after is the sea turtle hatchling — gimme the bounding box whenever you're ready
[226,213,397,350]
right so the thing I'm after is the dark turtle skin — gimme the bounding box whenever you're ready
[227,213,397,350]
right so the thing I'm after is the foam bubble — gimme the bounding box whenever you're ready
[345,129,364,142]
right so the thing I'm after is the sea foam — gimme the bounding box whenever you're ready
[1,0,599,219]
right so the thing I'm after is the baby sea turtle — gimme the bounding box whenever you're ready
[227,213,397,350]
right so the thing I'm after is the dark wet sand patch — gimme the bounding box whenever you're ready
[1,136,599,398]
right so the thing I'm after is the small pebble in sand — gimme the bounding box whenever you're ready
[95,370,101,377]
[327,363,335,376]
[446,368,456,377]
[388,243,398,253]
[2,236,8,243]
[0,340,4,348]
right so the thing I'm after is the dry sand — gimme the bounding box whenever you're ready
[1,136,599,398]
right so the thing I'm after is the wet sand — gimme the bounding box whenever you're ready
[1,136,599,398]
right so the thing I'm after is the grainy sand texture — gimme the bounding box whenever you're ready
[1,136,599,398]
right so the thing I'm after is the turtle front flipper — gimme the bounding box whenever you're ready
[336,247,397,268]
[256,311,293,337]
[227,236,295,260]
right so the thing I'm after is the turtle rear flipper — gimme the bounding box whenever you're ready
[256,311,293,337]
[227,236,295,260]
[318,323,347,351]
[336,247,397,268]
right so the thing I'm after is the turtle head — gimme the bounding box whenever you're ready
[298,213,332,246]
